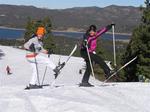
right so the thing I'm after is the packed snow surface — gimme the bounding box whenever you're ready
[0,45,150,112]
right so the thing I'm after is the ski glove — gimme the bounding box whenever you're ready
[106,23,115,30]
[111,23,115,26]
[83,39,88,47]
[48,48,54,54]
[47,49,54,57]
[92,51,96,54]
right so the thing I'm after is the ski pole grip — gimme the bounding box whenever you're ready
[111,23,115,27]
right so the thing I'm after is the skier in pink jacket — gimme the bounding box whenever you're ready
[80,24,115,87]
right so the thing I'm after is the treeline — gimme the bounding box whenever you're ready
[121,0,150,82]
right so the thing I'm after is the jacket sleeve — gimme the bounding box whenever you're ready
[24,38,39,52]
[95,24,112,38]
[24,39,33,50]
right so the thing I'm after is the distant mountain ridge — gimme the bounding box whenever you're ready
[0,4,142,33]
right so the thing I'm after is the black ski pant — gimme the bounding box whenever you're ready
[80,50,110,83]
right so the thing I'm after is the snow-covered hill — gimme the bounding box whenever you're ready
[0,45,150,112]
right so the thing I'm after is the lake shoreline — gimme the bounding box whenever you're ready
[0,26,132,36]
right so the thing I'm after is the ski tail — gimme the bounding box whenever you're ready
[102,56,137,84]
[65,44,77,63]
[58,44,77,69]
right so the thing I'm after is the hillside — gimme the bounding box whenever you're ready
[0,45,150,112]
[0,5,142,33]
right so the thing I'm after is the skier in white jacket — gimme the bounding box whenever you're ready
[24,27,61,89]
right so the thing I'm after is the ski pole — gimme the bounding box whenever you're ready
[41,49,53,85]
[41,67,48,85]
[34,56,41,86]
[112,25,117,67]
[65,44,77,63]
[58,55,61,65]
[85,43,95,80]
[41,55,61,86]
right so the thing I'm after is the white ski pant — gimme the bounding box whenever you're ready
[26,55,56,85]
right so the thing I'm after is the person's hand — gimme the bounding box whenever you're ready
[83,39,88,47]
[29,43,35,52]
[106,24,115,30]
[111,23,115,27]
[48,48,53,54]
[42,50,48,54]
[93,51,96,54]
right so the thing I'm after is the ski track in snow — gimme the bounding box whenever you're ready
[0,45,150,112]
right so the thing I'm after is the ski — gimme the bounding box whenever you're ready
[24,85,43,90]
[24,84,51,90]
[65,44,78,63]
[51,83,94,88]
[56,44,77,76]
[51,44,78,86]
[101,56,137,85]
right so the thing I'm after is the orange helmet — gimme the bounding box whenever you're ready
[36,27,46,36]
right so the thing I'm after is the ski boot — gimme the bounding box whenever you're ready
[105,68,117,79]
[25,84,42,90]
[79,82,94,87]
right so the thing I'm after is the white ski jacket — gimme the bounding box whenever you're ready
[24,36,46,58]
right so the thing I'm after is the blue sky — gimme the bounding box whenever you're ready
[0,0,145,9]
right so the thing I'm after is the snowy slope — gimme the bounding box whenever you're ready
[0,45,150,112]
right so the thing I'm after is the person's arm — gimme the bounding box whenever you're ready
[95,24,114,38]
[88,45,96,53]
[24,38,34,51]
[24,38,38,53]
[82,34,88,47]
[41,49,48,54]
[37,41,48,54]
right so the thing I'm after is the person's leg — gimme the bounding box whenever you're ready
[80,50,90,83]
[36,55,56,70]
[27,56,43,85]
[29,62,38,85]
[81,60,91,83]
[80,50,94,86]
[90,53,111,76]
[35,55,61,78]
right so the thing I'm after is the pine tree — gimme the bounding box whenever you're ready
[122,0,150,82]
[43,17,56,50]
[24,17,55,50]
[24,17,36,42]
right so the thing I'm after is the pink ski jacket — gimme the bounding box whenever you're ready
[87,26,110,53]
